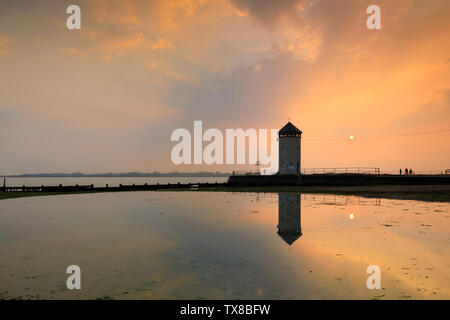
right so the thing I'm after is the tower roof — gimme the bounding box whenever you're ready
[279,122,302,135]
[277,230,302,246]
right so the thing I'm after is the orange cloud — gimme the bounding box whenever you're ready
[148,38,176,51]
[0,34,11,57]
[166,71,199,86]
[101,32,147,58]
[62,47,89,60]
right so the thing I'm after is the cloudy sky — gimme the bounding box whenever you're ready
[0,0,449,174]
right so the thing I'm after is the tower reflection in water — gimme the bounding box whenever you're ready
[277,193,302,246]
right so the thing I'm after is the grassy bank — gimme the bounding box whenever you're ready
[1,184,450,202]
[182,185,450,202]
[0,185,450,202]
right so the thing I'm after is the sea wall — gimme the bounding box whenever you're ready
[227,174,450,187]
[227,174,299,186]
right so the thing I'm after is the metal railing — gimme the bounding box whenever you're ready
[301,167,380,175]
[302,194,381,206]
[380,170,448,175]
[412,170,446,175]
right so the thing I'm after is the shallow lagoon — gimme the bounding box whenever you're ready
[0,192,448,299]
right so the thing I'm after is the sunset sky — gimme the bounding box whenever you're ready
[0,0,449,174]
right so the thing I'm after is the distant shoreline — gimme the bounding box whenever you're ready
[1,184,449,203]
[2,173,231,178]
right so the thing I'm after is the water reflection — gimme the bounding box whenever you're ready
[277,193,302,246]
[0,191,448,299]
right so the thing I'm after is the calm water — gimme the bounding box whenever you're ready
[0,192,448,300]
[3,177,228,187]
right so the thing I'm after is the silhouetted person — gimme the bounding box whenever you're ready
[405,168,409,175]
[399,169,402,175]
[410,169,414,175]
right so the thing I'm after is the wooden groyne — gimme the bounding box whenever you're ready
[2,182,227,193]
[2,174,450,195]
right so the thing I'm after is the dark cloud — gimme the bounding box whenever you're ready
[230,0,307,28]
